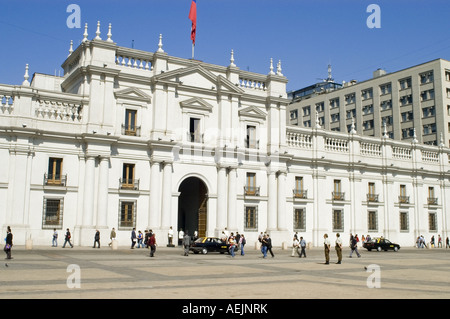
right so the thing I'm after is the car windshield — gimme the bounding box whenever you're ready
[195,238,205,243]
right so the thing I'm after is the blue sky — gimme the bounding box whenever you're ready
[1,0,450,91]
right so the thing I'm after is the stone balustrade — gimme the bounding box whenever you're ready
[286,125,448,170]
[115,48,153,71]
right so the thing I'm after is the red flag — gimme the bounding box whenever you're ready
[188,0,197,45]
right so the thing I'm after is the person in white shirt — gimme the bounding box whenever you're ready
[335,233,343,264]
[168,226,174,246]
[291,235,300,257]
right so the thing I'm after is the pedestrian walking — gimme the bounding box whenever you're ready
[438,235,442,248]
[261,234,268,258]
[109,227,116,247]
[266,234,274,258]
[52,228,58,247]
[239,234,246,256]
[93,229,100,248]
[323,234,330,264]
[349,235,361,258]
[62,228,73,248]
[446,237,449,249]
[291,235,299,257]
[4,226,13,260]
[183,231,191,256]
[131,228,137,249]
[335,233,343,264]
[299,236,307,258]
[148,233,156,257]
[430,236,435,248]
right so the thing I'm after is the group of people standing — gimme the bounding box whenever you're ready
[417,234,449,248]
[221,230,246,257]
[258,232,274,258]
[323,233,362,264]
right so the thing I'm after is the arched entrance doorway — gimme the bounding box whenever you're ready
[178,177,208,239]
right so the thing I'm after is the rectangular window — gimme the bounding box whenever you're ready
[290,110,298,120]
[428,187,438,205]
[428,212,437,232]
[333,180,344,200]
[244,206,258,230]
[293,177,306,198]
[303,106,311,116]
[330,98,340,109]
[190,117,201,143]
[380,83,392,95]
[245,173,258,196]
[246,125,257,148]
[332,209,344,231]
[42,197,64,229]
[368,211,378,231]
[400,212,409,231]
[119,200,136,229]
[399,78,412,90]
[46,158,66,186]
[399,185,409,204]
[121,163,138,190]
[124,109,137,136]
[293,208,306,231]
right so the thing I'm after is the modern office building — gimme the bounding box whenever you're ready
[287,59,450,147]
[0,23,449,248]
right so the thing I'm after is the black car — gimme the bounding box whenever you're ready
[363,238,400,252]
[189,237,231,254]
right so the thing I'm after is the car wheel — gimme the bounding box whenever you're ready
[394,247,399,252]
[202,248,208,255]
[367,248,372,251]
[377,246,382,252]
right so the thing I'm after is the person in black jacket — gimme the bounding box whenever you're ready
[266,234,275,258]
[4,226,13,260]
[93,230,100,248]
[63,228,73,248]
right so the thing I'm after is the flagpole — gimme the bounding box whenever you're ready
[192,43,195,60]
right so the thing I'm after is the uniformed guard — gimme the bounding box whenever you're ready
[324,233,331,264]
[335,233,343,264]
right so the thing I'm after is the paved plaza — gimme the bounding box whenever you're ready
[1,243,449,301]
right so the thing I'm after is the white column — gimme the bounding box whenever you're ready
[83,156,96,227]
[216,166,227,234]
[227,168,237,231]
[96,156,109,228]
[160,162,172,230]
[267,171,277,231]
[277,171,287,230]
[149,161,161,228]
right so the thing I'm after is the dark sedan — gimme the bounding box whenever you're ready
[363,238,400,252]
[189,237,230,254]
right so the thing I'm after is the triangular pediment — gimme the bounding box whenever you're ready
[180,97,214,112]
[114,87,152,103]
[239,106,267,120]
[154,64,244,95]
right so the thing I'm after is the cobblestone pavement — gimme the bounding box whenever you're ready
[0,245,449,300]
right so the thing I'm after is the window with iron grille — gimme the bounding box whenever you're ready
[42,197,64,229]
[119,200,137,230]
[244,206,258,231]
[368,211,378,232]
[400,211,409,232]
[293,208,306,231]
[333,209,344,232]
[428,212,437,232]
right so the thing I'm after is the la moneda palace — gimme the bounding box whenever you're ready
[1,23,449,247]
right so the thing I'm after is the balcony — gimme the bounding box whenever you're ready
[427,197,438,205]
[244,186,260,196]
[121,124,141,137]
[293,189,308,199]
[44,174,67,187]
[119,178,140,191]
[366,194,379,202]
[332,192,345,201]
[398,196,410,204]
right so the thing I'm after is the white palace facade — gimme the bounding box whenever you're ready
[1,24,450,247]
